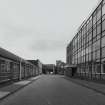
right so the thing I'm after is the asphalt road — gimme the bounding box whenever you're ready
[1,75,105,105]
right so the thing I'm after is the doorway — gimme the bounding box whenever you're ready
[72,67,77,76]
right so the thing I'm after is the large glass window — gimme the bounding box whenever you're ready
[97,34,101,40]
[102,63,105,73]
[93,28,97,38]
[89,53,91,61]
[86,54,88,62]
[102,47,105,58]
[93,42,97,51]
[97,24,101,35]
[89,32,92,41]
[93,24,96,30]
[102,36,105,47]
[96,64,101,73]
[93,37,97,43]
[6,61,10,72]
[86,47,88,54]
[102,4,105,16]
[96,39,100,50]
[102,20,105,31]
[87,34,89,42]
[88,20,92,29]
[96,50,100,59]
[97,6,101,21]
[103,14,105,21]
[89,41,92,46]
[83,55,85,63]
[88,46,91,53]
[0,60,7,72]
[102,31,105,37]
[93,12,97,25]
[93,51,96,60]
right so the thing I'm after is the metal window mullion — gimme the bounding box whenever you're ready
[100,2,102,79]
[91,15,94,79]
[85,28,87,77]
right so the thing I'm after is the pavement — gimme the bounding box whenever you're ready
[0,75,41,100]
[64,76,105,96]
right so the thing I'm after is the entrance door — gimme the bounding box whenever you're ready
[72,67,77,76]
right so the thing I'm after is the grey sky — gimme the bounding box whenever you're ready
[0,0,99,64]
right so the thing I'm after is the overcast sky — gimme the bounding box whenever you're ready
[0,0,99,64]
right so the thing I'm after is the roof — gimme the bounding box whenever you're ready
[0,47,35,65]
[0,47,21,61]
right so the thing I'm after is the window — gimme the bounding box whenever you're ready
[86,35,89,43]
[97,19,101,25]
[102,47,105,58]
[96,39,100,50]
[86,47,88,54]
[96,50,100,59]
[93,51,96,60]
[102,14,105,21]
[88,20,92,29]
[102,31,105,37]
[93,37,97,43]
[97,34,101,40]
[81,56,83,63]
[88,46,91,53]
[93,24,96,30]
[93,43,95,51]
[93,42,97,51]
[89,41,92,46]
[83,55,85,63]
[97,24,101,35]
[86,65,89,73]
[6,61,10,72]
[102,63,105,73]
[102,4,105,16]
[93,28,97,38]
[102,20,105,31]
[86,54,88,62]
[93,12,97,24]
[0,60,7,72]
[102,36,105,47]
[89,32,92,41]
[89,64,92,73]
[97,9,101,21]
[89,53,91,61]
[96,64,101,73]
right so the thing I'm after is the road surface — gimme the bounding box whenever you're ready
[0,75,105,105]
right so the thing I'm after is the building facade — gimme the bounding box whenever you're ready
[27,59,42,75]
[67,0,105,79]
[0,47,38,83]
